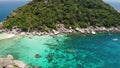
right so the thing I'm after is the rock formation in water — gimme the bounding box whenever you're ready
[0,55,29,68]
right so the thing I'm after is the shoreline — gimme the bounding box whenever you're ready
[0,33,15,40]
[0,25,120,37]
[0,24,120,38]
[0,55,29,68]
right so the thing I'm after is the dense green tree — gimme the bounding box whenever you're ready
[2,0,120,31]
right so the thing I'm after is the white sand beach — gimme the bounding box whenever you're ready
[0,33,15,40]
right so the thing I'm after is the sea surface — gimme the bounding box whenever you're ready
[0,33,120,68]
[105,2,120,11]
[0,1,28,22]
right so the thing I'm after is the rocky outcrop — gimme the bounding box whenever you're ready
[0,55,29,68]
[9,12,17,17]
[1,23,120,36]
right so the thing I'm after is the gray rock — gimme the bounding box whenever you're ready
[7,55,14,60]
[0,55,29,68]
[6,65,16,68]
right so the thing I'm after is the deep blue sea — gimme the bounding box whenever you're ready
[0,1,28,22]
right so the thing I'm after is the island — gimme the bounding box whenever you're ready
[0,0,120,36]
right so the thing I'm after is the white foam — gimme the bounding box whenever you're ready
[112,38,118,41]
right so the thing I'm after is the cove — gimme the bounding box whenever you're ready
[0,33,120,68]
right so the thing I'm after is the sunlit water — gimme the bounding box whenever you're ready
[0,33,120,68]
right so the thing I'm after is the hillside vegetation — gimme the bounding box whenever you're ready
[2,0,120,31]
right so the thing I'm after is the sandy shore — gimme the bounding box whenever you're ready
[0,33,15,40]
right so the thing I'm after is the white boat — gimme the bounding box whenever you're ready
[112,38,118,41]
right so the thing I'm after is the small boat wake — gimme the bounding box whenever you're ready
[112,38,118,41]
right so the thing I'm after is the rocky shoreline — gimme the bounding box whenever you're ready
[0,27,119,37]
[0,24,120,36]
[0,55,29,68]
[0,23,120,37]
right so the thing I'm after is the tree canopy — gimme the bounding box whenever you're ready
[2,0,120,31]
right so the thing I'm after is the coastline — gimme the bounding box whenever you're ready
[0,24,120,37]
[0,23,120,40]
[0,33,15,40]
[0,25,120,68]
[0,55,29,68]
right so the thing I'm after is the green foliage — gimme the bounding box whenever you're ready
[2,0,120,31]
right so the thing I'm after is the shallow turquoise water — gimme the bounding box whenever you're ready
[0,33,120,68]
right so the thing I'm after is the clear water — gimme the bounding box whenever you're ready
[0,1,120,68]
[0,33,120,68]
[0,1,28,22]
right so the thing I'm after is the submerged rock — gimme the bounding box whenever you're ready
[7,55,13,60]
[32,66,42,68]
[46,53,53,63]
[35,54,41,58]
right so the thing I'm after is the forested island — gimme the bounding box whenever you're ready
[1,0,120,34]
